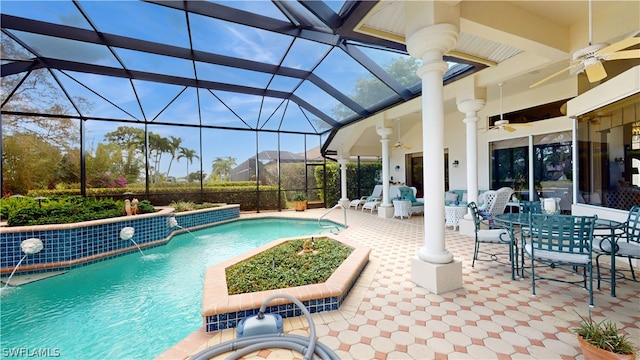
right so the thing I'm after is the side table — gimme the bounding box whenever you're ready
[445,205,467,230]
[393,200,412,220]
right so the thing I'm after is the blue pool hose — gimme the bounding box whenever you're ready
[190,293,340,360]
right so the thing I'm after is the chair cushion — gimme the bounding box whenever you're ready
[445,192,458,202]
[524,243,591,264]
[477,229,509,242]
[598,240,640,257]
[400,187,417,202]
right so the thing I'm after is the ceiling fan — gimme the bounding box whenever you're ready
[393,118,412,150]
[530,0,640,88]
[488,83,531,132]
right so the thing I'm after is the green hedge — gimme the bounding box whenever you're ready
[3,196,155,226]
[26,184,287,211]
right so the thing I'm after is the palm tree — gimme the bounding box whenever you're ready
[165,136,183,179]
[177,147,199,180]
[211,156,236,181]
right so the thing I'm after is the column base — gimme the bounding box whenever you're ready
[377,204,394,218]
[458,218,475,236]
[411,256,462,294]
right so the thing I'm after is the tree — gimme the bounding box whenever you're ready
[148,133,171,184]
[211,156,237,181]
[177,147,199,180]
[332,56,420,119]
[188,171,206,182]
[2,132,62,194]
[103,126,145,184]
[165,136,182,178]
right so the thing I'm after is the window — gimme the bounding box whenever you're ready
[577,95,640,211]
[490,131,572,205]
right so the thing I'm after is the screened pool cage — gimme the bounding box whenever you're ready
[1,1,476,211]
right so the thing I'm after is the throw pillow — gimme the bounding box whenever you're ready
[445,192,458,202]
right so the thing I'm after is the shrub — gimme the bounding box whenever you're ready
[225,237,352,295]
[4,196,156,226]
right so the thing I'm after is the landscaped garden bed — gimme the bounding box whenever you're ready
[202,235,370,332]
[225,237,353,295]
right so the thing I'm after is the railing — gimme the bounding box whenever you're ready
[318,203,347,234]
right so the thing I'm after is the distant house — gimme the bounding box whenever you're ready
[230,150,306,181]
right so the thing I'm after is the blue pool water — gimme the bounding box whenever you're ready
[0,218,338,360]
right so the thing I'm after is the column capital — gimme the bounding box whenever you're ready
[337,158,348,165]
[376,126,393,138]
[406,23,458,62]
[457,98,486,114]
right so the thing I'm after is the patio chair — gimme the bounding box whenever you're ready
[525,213,597,306]
[468,202,514,269]
[595,205,640,289]
[479,187,514,228]
[349,185,382,210]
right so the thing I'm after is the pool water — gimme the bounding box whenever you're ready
[0,218,339,360]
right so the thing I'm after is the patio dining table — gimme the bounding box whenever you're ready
[494,213,626,296]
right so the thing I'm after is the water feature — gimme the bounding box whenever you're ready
[119,226,144,256]
[0,218,340,359]
[168,216,197,238]
[1,238,44,291]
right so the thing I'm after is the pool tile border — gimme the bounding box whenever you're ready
[0,205,240,277]
[202,235,370,333]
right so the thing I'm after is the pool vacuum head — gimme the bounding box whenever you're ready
[236,313,283,338]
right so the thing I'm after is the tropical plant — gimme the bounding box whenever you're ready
[211,156,237,181]
[293,192,307,201]
[572,313,636,356]
[177,147,199,179]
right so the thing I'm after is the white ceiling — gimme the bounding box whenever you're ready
[325,0,640,157]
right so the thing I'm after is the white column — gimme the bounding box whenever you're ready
[407,24,458,264]
[457,99,485,218]
[376,127,394,218]
[338,159,349,208]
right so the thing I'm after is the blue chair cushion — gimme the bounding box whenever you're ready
[399,187,417,202]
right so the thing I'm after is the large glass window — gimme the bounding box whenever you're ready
[577,95,640,211]
[490,131,572,207]
[490,137,528,198]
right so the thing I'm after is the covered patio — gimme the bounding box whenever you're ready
[161,208,640,359]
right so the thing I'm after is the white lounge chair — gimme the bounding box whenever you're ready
[350,185,382,210]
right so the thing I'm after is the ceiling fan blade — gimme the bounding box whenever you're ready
[595,37,640,56]
[504,125,517,132]
[529,64,577,88]
[603,49,640,61]
[585,61,607,82]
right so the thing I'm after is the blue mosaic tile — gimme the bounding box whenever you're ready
[0,207,240,274]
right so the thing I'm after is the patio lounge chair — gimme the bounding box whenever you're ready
[349,185,383,210]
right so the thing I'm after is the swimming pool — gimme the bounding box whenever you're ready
[0,218,340,360]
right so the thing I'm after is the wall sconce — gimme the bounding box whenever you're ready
[452,160,459,168]
[614,157,624,166]
[394,165,400,171]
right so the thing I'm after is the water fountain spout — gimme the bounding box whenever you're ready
[2,238,44,290]
[120,227,144,256]
[168,216,196,238]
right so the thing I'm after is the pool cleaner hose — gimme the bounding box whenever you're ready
[190,293,340,360]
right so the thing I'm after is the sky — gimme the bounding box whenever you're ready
[1,0,421,178]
